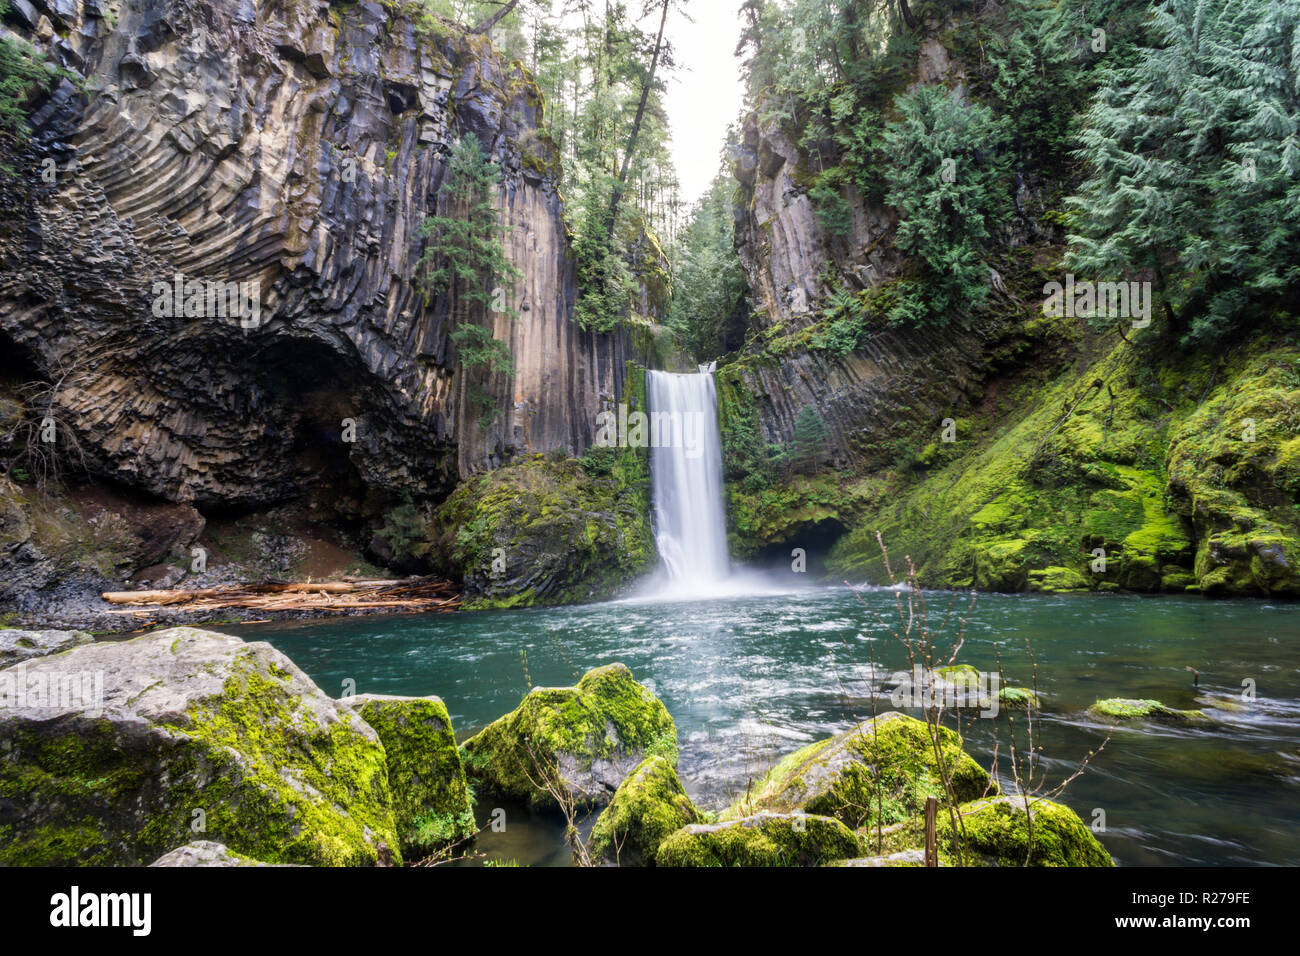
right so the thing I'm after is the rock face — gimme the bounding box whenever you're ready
[460,663,676,809]
[589,755,701,866]
[0,628,93,666]
[727,111,1007,469]
[0,0,646,516]
[656,811,861,868]
[340,693,475,855]
[0,626,399,865]
[726,712,991,830]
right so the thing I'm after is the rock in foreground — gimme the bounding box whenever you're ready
[657,812,861,867]
[0,627,399,866]
[0,629,94,667]
[340,694,476,855]
[873,795,1113,867]
[589,756,701,866]
[727,712,992,829]
[461,663,676,809]
[150,841,292,867]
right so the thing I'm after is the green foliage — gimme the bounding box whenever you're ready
[789,406,830,474]
[1067,0,1300,346]
[986,0,1091,170]
[419,135,521,424]
[667,166,750,360]
[881,85,1010,327]
[378,494,430,563]
[0,2,68,171]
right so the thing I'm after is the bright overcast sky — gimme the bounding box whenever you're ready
[661,3,746,206]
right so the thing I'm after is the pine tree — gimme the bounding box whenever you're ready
[881,85,1010,327]
[419,135,522,427]
[1067,0,1300,345]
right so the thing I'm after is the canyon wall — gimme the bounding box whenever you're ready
[0,0,637,513]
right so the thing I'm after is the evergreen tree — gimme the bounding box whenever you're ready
[881,85,1010,327]
[419,135,522,427]
[1067,0,1300,345]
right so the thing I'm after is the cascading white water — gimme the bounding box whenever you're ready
[647,369,731,593]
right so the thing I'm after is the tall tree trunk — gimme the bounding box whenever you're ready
[605,0,671,241]
[897,0,918,31]
[471,0,521,35]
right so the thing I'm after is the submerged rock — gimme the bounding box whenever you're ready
[589,756,701,866]
[727,711,992,830]
[339,694,476,855]
[0,627,399,866]
[656,811,861,867]
[461,663,676,809]
[873,795,1113,867]
[1087,698,1211,725]
[0,629,93,667]
[150,841,293,867]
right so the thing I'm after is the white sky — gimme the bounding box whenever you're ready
[661,3,747,206]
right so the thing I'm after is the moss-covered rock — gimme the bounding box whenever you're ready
[589,755,701,866]
[0,627,400,866]
[430,455,656,609]
[460,663,676,809]
[656,811,862,867]
[873,795,1113,867]
[998,686,1041,710]
[1087,698,1211,725]
[341,694,475,855]
[725,711,992,830]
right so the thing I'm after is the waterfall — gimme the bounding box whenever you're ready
[646,369,731,593]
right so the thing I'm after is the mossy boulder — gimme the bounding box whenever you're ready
[0,627,400,866]
[460,663,677,809]
[726,712,992,830]
[1087,698,1210,725]
[340,694,475,855]
[873,795,1113,867]
[589,755,701,866]
[431,456,656,609]
[998,686,1041,711]
[656,811,862,867]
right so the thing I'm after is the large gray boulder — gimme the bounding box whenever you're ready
[0,627,400,866]
[0,629,94,667]
[149,841,294,867]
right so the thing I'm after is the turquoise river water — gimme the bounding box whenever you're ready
[232,585,1300,866]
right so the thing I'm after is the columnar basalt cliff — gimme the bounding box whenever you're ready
[0,0,637,512]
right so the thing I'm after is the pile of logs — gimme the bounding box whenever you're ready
[101,577,462,616]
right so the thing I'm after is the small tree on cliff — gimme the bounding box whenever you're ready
[419,134,522,428]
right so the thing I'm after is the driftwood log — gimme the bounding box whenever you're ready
[101,577,462,615]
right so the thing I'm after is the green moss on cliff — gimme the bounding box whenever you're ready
[826,335,1299,596]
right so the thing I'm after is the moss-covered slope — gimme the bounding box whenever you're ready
[826,335,1300,596]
